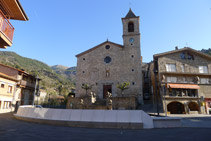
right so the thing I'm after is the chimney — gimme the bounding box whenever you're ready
[175,46,178,50]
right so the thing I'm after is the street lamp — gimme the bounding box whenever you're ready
[154,68,160,116]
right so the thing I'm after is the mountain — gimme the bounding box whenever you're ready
[51,65,69,71]
[0,51,75,95]
[201,48,211,56]
[51,65,76,82]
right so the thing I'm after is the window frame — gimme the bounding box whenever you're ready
[166,63,176,72]
[199,66,208,73]
[7,85,13,93]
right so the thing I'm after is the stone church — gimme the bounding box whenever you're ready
[75,9,143,104]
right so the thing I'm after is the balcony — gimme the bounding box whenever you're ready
[0,10,14,48]
[20,80,35,88]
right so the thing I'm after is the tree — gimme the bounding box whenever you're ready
[81,83,92,96]
[116,82,130,97]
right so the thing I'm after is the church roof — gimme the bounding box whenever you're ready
[76,40,123,57]
[125,8,137,18]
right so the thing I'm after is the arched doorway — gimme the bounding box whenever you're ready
[188,102,199,111]
[167,101,185,114]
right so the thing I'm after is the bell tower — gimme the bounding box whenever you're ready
[121,9,143,104]
[122,8,140,49]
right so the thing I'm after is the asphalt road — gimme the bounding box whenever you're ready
[0,113,211,141]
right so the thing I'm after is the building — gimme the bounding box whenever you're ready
[0,0,28,49]
[0,72,18,113]
[19,71,40,105]
[153,47,211,114]
[34,89,47,105]
[0,63,40,113]
[75,9,143,105]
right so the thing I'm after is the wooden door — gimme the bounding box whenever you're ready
[103,85,112,99]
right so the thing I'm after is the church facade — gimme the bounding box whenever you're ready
[75,9,143,104]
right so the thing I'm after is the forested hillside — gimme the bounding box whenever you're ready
[0,51,75,96]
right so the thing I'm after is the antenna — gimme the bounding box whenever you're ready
[186,42,188,47]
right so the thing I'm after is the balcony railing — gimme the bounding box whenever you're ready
[20,80,35,88]
[0,10,14,42]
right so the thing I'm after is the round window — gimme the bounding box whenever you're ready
[104,56,111,63]
[105,45,110,49]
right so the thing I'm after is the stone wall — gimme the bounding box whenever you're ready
[76,41,142,103]
[66,96,137,110]
[158,51,211,74]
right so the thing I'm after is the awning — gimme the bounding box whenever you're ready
[168,83,200,89]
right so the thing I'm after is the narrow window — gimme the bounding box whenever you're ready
[128,22,134,32]
[132,82,135,85]
[132,69,134,72]
[180,52,186,59]
[8,86,12,93]
[187,54,194,60]
[106,70,110,77]
[181,64,185,72]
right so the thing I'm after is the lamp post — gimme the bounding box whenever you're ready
[32,75,39,106]
[154,68,160,116]
[48,93,51,107]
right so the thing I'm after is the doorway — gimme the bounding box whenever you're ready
[167,101,185,114]
[103,85,112,99]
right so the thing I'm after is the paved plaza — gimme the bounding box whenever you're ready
[0,113,211,141]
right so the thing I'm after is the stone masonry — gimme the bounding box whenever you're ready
[75,9,143,104]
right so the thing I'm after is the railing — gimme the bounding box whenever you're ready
[20,80,35,88]
[0,10,14,42]
[167,93,198,98]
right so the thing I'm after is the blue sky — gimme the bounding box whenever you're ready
[2,0,211,67]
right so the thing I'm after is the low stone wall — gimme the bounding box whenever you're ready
[112,97,136,110]
[14,106,154,129]
[153,117,182,128]
[66,96,137,110]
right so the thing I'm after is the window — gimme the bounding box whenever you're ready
[8,85,12,93]
[181,52,186,59]
[187,54,194,60]
[3,101,11,109]
[132,69,134,72]
[180,52,194,60]
[167,77,177,83]
[199,66,208,73]
[106,70,110,77]
[105,45,110,49]
[132,82,135,85]
[208,102,211,108]
[166,64,176,72]
[200,78,209,84]
[1,83,5,88]
[83,58,85,60]
[82,71,85,74]
[128,22,134,32]
[181,64,185,72]
[104,56,112,64]
[131,55,134,58]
